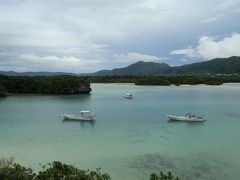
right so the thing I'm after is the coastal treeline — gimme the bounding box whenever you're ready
[0,81,7,96]
[1,74,239,96]
[85,75,240,85]
[0,75,91,95]
[0,157,179,180]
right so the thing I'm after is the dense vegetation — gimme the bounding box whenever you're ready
[85,74,240,85]
[135,78,171,85]
[172,56,240,74]
[0,74,239,96]
[150,172,179,180]
[0,157,110,180]
[0,157,180,180]
[0,75,91,95]
[0,82,7,96]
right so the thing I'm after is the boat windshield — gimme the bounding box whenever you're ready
[185,113,190,117]
[81,111,90,113]
[185,113,197,118]
[80,111,91,115]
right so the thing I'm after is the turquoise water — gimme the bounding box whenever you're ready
[1,83,240,179]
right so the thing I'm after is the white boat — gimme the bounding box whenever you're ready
[63,111,96,121]
[166,113,205,122]
[124,93,133,99]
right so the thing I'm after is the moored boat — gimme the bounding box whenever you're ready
[63,111,96,121]
[166,113,205,122]
[124,93,133,99]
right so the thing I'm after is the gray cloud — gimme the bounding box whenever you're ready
[0,0,239,72]
[114,52,169,63]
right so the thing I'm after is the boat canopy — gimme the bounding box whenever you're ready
[80,111,91,113]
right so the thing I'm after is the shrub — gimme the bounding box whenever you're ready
[150,171,179,180]
[0,158,110,180]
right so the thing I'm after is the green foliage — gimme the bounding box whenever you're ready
[0,75,91,94]
[0,81,7,96]
[135,78,170,85]
[0,158,110,180]
[6,163,35,180]
[0,157,35,180]
[35,161,110,180]
[150,171,179,180]
[173,56,240,74]
[1,74,240,94]
[85,74,237,86]
[205,80,223,85]
[0,157,183,180]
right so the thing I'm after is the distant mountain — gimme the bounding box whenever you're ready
[94,61,172,76]
[0,71,75,76]
[94,56,240,76]
[1,56,240,76]
[172,56,240,74]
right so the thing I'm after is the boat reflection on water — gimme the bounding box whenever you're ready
[62,118,96,128]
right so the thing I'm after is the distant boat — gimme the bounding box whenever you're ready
[124,93,133,99]
[166,113,205,122]
[63,111,96,121]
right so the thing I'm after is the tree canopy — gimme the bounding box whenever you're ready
[0,157,181,180]
[0,75,91,95]
[0,82,7,96]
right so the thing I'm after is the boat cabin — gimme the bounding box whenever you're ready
[80,111,91,116]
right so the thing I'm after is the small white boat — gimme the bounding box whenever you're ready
[124,93,133,99]
[166,113,205,122]
[63,111,96,121]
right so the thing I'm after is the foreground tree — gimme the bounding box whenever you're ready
[150,171,179,180]
[0,158,110,180]
[35,161,110,180]
[1,157,181,180]
[0,157,35,180]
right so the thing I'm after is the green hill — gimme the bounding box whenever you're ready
[1,56,240,76]
[173,56,240,74]
[94,61,172,76]
[0,71,74,76]
[94,56,240,76]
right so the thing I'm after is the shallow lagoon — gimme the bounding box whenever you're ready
[1,83,240,179]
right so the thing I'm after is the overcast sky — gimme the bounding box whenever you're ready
[0,0,240,73]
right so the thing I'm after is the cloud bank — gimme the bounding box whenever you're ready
[114,52,162,63]
[0,0,239,72]
[171,33,240,60]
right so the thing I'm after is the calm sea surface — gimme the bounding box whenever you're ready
[1,83,240,180]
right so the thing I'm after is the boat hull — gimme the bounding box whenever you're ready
[63,114,95,121]
[124,93,133,99]
[166,115,205,122]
